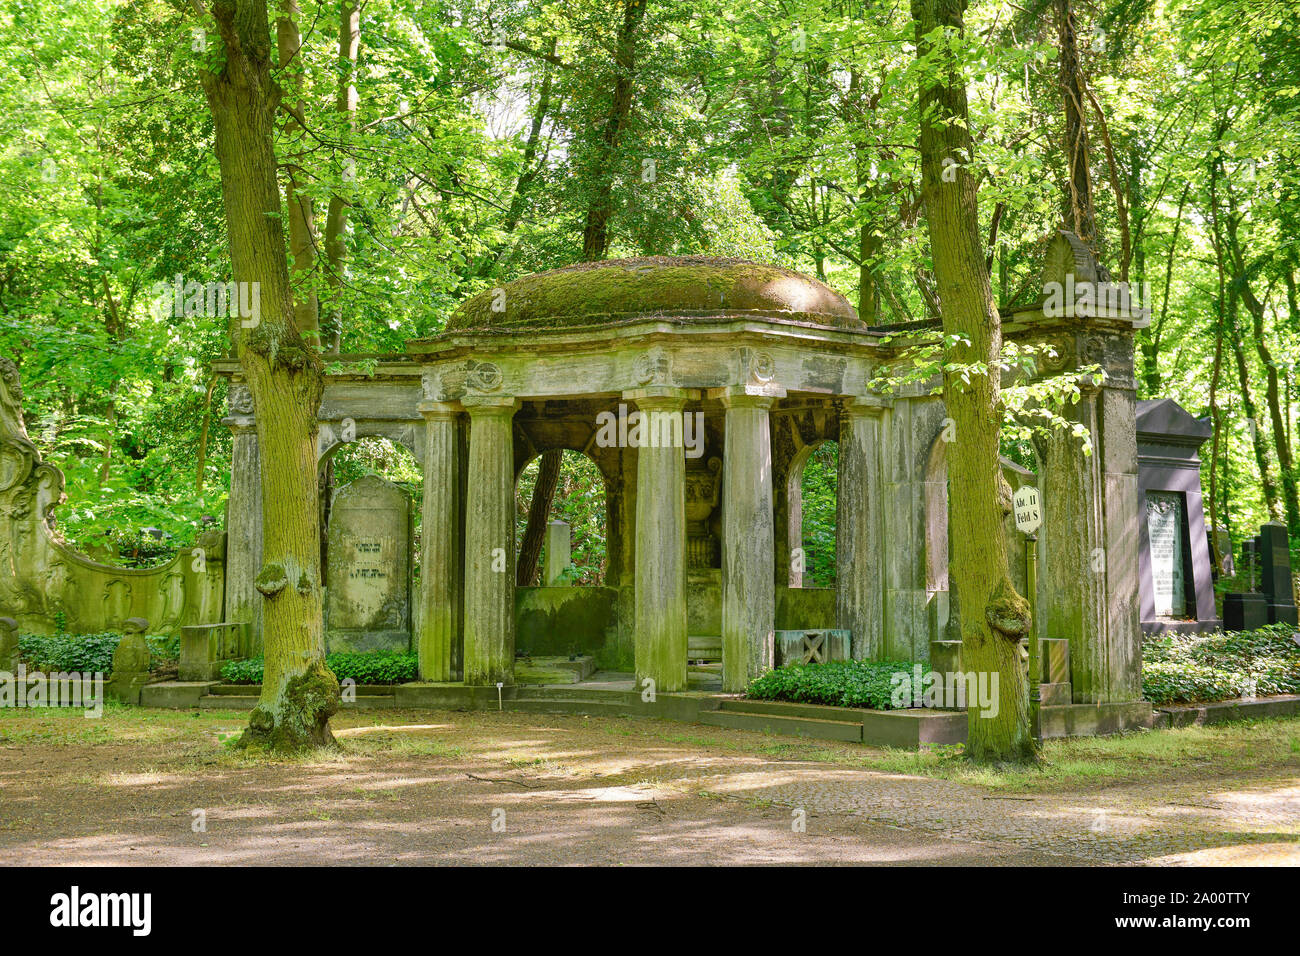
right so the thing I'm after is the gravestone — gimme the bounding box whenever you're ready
[1258,522,1297,626]
[325,475,413,653]
[1136,399,1219,633]
[544,520,572,586]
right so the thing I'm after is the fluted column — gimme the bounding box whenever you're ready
[462,396,519,685]
[418,401,463,681]
[627,387,688,693]
[837,398,886,660]
[721,390,776,692]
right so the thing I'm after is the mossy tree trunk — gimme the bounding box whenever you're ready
[197,0,338,750]
[911,0,1034,762]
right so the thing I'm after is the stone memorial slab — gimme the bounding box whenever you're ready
[326,475,413,653]
[1136,398,1219,632]
[1146,492,1186,618]
[1258,522,1297,626]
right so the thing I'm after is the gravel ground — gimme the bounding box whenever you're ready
[0,708,1296,866]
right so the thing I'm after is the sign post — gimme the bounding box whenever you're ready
[1012,485,1042,706]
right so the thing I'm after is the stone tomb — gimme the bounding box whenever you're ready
[1136,398,1219,633]
[325,475,414,653]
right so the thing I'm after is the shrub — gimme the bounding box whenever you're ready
[747,659,916,710]
[1141,623,1300,705]
[220,651,419,686]
[16,632,178,675]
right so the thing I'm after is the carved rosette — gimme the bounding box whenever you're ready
[466,361,503,393]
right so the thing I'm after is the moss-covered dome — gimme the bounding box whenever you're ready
[447,256,861,332]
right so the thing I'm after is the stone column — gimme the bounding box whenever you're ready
[223,397,262,655]
[1038,362,1141,703]
[626,387,688,693]
[418,401,463,681]
[721,390,776,692]
[837,398,886,660]
[462,396,519,686]
[544,520,572,586]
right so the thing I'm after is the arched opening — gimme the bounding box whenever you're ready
[514,448,608,585]
[318,436,422,654]
[787,439,838,588]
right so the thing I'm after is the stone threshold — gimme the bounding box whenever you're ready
[1151,694,1300,728]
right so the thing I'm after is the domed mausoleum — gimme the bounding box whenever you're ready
[205,240,1151,711]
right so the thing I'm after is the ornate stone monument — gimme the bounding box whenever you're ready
[325,475,413,653]
[1136,398,1219,633]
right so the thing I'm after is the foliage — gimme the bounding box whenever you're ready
[1141,624,1300,704]
[800,442,838,587]
[16,632,179,674]
[220,652,419,686]
[747,658,917,710]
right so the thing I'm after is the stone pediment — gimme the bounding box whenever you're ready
[1136,397,1212,446]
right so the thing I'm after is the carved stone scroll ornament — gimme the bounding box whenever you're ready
[466,361,503,393]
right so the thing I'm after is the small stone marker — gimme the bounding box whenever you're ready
[1012,486,1042,535]
[544,520,572,586]
[107,633,152,705]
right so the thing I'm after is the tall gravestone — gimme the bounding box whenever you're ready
[1135,398,1219,633]
[325,475,413,653]
[1258,522,1297,626]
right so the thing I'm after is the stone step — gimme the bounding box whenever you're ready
[688,635,722,662]
[504,698,634,718]
[719,698,865,723]
[519,686,634,702]
[698,709,864,742]
[197,694,397,712]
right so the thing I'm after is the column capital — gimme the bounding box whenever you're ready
[462,395,520,416]
[843,394,890,416]
[418,400,463,421]
[715,386,781,409]
[222,414,256,434]
[623,386,691,410]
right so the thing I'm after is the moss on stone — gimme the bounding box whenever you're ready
[445,256,862,333]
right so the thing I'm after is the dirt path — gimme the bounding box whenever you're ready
[1,707,1296,865]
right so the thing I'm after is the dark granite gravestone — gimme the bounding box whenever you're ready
[1136,399,1220,633]
[1258,522,1297,625]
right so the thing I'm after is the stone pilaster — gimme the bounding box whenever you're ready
[418,401,464,681]
[720,389,776,692]
[837,398,886,660]
[626,387,688,693]
[223,401,263,656]
[462,396,519,686]
[1038,352,1141,703]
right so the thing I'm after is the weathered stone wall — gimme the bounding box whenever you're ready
[515,586,617,655]
[0,359,226,638]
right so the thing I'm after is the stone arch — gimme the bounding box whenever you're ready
[514,446,612,586]
[785,438,838,588]
[316,419,421,465]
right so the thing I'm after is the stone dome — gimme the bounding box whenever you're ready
[447,256,861,332]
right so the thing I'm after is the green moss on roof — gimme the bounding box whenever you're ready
[447,256,861,333]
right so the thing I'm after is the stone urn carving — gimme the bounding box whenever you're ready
[685,457,722,569]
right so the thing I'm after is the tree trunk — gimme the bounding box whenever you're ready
[323,0,359,352]
[516,448,562,586]
[276,0,320,336]
[581,0,647,261]
[1056,0,1096,244]
[911,0,1034,762]
[198,0,338,751]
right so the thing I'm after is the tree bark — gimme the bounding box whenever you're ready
[581,0,647,261]
[323,0,359,352]
[276,0,320,336]
[1056,0,1096,244]
[197,0,338,751]
[516,448,562,586]
[912,0,1034,762]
